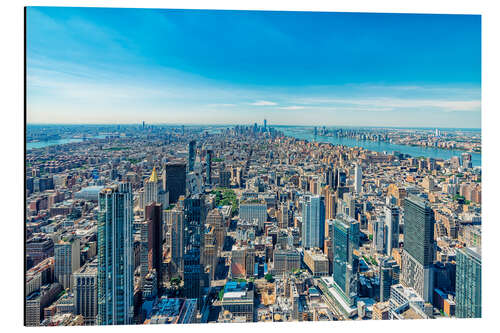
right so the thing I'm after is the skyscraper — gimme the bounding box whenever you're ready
[324,167,335,188]
[323,186,336,237]
[384,205,400,256]
[142,203,163,290]
[54,234,80,290]
[301,195,325,250]
[373,218,385,253]
[163,162,186,204]
[165,208,184,274]
[456,247,481,318]
[279,202,289,229]
[354,163,362,193]
[379,258,398,302]
[337,169,347,189]
[144,167,167,208]
[206,149,213,185]
[400,195,435,302]
[188,140,196,172]
[184,195,205,250]
[332,213,360,306]
[183,248,202,305]
[97,183,134,325]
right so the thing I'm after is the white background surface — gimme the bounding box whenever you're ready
[0,0,498,332]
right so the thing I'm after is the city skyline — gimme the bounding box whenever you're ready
[27,8,481,127]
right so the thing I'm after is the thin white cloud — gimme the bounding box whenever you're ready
[250,100,277,106]
[207,103,236,107]
[279,105,306,110]
[293,97,481,113]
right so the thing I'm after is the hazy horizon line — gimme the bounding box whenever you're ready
[26,122,481,130]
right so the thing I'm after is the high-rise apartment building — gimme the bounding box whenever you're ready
[97,183,134,325]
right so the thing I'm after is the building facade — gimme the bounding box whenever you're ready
[455,247,481,318]
[301,195,325,250]
[97,183,134,325]
[400,195,435,303]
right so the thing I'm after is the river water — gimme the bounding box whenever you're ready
[281,127,481,167]
[27,135,108,150]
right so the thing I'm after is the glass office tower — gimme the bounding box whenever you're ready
[456,247,481,318]
[301,195,326,250]
[97,183,134,325]
[332,213,360,306]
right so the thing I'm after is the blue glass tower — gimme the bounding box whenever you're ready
[97,183,134,325]
[301,195,325,250]
[456,247,481,318]
[332,213,359,306]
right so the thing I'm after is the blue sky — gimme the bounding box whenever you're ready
[26,7,481,127]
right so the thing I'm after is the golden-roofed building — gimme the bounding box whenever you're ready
[149,166,159,183]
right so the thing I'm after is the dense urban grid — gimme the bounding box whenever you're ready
[25,122,481,326]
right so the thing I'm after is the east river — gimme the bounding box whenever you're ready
[281,127,481,167]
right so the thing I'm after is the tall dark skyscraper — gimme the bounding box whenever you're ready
[183,248,202,306]
[325,167,335,187]
[337,169,347,189]
[163,162,186,204]
[456,247,481,318]
[188,140,196,172]
[97,183,134,325]
[144,202,163,290]
[184,195,205,249]
[401,195,435,302]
